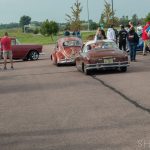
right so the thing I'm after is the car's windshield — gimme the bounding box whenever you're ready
[11,39,16,45]
[11,39,21,45]
[16,39,21,45]
[63,40,81,47]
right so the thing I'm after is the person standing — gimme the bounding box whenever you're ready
[106,25,116,42]
[118,25,128,51]
[127,27,139,61]
[129,21,134,30]
[0,32,14,70]
[100,27,106,39]
[94,27,105,41]
[136,22,143,37]
[142,22,150,55]
[113,27,119,44]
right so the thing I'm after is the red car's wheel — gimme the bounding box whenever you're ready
[76,60,80,71]
[29,50,39,60]
[52,55,57,65]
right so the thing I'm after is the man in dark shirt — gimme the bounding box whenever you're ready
[118,25,128,51]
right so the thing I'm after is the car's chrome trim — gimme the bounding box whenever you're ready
[39,52,45,55]
[85,61,130,70]
[57,58,75,64]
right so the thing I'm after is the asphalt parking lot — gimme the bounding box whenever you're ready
[0,45,150,150]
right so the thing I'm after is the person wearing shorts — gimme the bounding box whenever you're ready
[142,22,150,55]
[0,32,14,69]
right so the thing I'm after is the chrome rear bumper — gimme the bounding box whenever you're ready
[85,61,130,70]
[57,58,75,64]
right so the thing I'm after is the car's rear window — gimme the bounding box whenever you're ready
[101,42,118,49]
[63,40,81,47]
[88,41,118,50]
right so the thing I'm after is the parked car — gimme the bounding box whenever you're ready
[51,36,83,65]
[76,40,130,75]
[0,37,43,61]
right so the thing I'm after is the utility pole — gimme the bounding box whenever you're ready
[111,0,114,25]
[87,0,90,31]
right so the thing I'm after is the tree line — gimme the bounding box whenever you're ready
[0,0,150,37]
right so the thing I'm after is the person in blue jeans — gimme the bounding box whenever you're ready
[127,27,139,61]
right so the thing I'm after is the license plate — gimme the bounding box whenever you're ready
[104,58,113,64]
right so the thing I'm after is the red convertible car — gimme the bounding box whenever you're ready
[76,40,130,75]
[0,38,43,61]
[51,36,83,65]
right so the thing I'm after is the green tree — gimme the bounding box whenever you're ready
[119,15,129,26]
[89,20,98,30]
[100,13,105,25]
[100,0,119,27]
[131,14,138,26]
[103,0,112,26]
[66,0,82,31]
[40,19,59,40]
[0,23,19,29]
[49,21,59,35]
[19,15,31,32]
[145,12,150,22]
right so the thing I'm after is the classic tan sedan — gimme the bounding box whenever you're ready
[75,40,130,75]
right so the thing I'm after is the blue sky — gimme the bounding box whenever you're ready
[0,0,149,24]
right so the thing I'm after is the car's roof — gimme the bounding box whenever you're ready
[58,36,81,42]
[57,36,82,46]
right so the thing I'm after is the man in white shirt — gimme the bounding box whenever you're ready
[107,25,116,42]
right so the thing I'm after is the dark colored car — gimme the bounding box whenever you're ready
[0,38,43,61]
[51,36,83,66]
[76,40,130,75]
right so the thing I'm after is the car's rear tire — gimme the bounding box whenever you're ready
[76,61,80,71]
[52,55,57,65]
[120,67,127,72]
[29,50,39,60]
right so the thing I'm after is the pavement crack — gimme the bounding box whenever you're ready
[91,75,150,114]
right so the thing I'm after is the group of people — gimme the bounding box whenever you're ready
[94,21,150,62]
[0,32,14,70]
[1,22,149,69]
[64,30,81,38]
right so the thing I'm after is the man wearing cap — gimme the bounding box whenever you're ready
[118,25,128,51]
[142,22,150,55]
